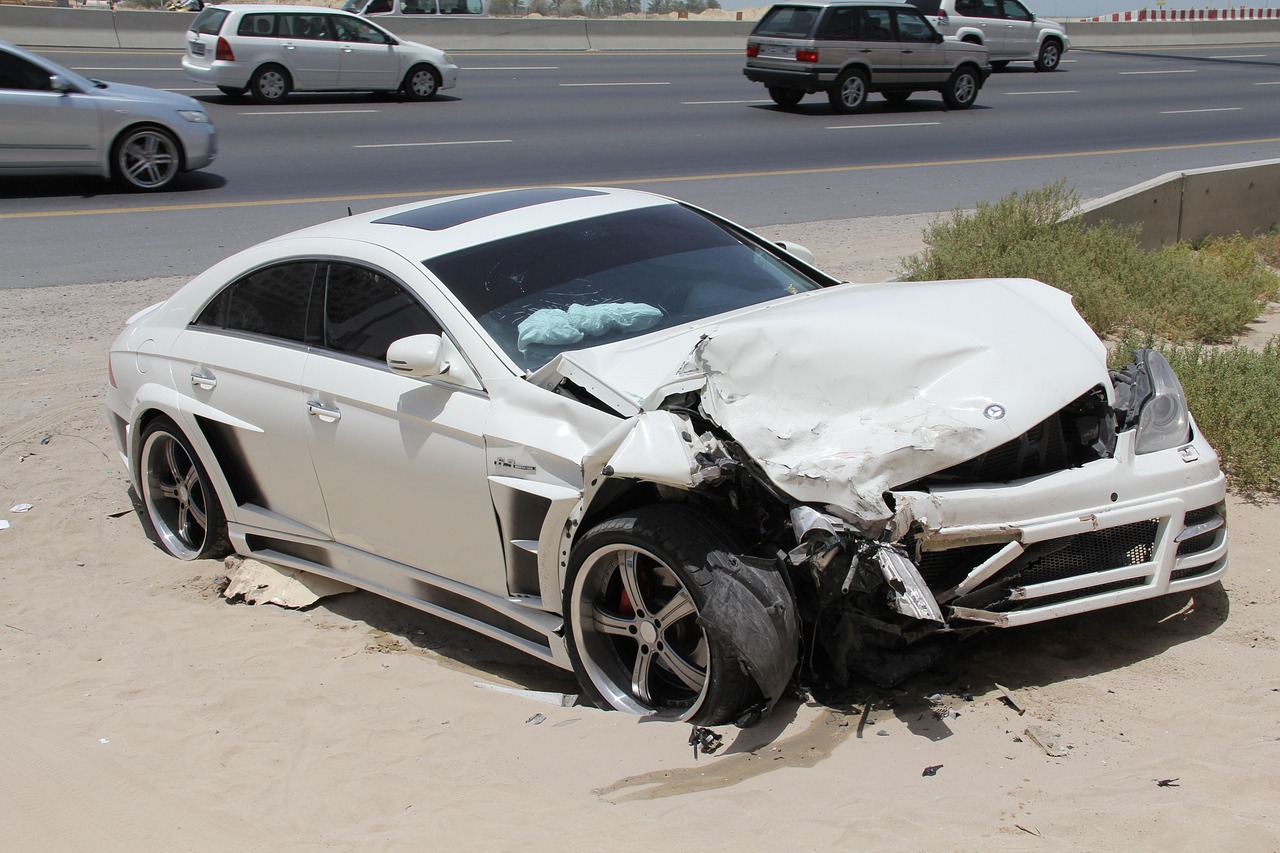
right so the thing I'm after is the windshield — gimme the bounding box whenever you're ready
[424,204,827,371]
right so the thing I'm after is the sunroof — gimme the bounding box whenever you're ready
[374,188,607,232]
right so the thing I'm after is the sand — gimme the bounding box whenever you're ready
[2,213,1277,851]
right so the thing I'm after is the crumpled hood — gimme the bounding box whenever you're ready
[539,279,1109,522]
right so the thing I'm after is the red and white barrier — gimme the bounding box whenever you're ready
[1079,7,1279,21]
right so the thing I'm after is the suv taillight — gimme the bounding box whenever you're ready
[215,37,234,61]
[796,48,818,63]
[746,43,759,58]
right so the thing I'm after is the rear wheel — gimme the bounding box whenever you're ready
[564,506,757,724]
[138,418,230,561]
[768,86,804,108]
[250,64,291,105]
[828,68,868,114]
[111,126,181,191]
[1035,39,1062,71]
[401,64,440,101]
[943,67,979,109]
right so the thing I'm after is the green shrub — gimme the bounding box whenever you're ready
[899,181,1279,344]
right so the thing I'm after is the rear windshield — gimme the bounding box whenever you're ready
[190,7,229,35]
[753,5,820,37]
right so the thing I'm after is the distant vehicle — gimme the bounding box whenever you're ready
[744,0,991,113]
[906,0,1069,71]
[0,38,216,191]
[342,0,487,16]
[181,4,459,104]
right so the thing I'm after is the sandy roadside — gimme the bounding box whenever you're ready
[1,213,1277,852]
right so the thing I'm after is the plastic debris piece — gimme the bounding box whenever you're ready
[525,713,546,725]
[1016,824,1043,837]
[10,504,33,513]
[922,764,943,777]
[221,556,355,608]
[995,682,1026,715]
[689,725,723,758]
[1156,778,1180,787]
[0,520,9,531]
[1024,726,1068,757]
[473,681,579,708]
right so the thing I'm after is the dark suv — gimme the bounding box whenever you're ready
[744,0,991,113]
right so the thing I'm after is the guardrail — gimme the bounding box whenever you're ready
[3,5,1279,51]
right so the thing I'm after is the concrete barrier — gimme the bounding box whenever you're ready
[5,5,1278,51]
[1077,159,1280,250]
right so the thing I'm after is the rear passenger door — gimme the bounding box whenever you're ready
[816,5,899,85]
[275,12,343,89]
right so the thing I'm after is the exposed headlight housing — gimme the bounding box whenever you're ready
[177,110,211,124]
[1132,350,1191,454]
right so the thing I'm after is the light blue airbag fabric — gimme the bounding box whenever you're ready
[517,302,662,353]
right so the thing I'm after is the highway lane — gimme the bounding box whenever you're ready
[3,46,1280,286]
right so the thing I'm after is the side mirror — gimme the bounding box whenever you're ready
[775,240,816,265]
[387,334,449,378]
[49,75,75,93]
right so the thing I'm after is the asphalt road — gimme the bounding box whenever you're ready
[3,43,1280,287]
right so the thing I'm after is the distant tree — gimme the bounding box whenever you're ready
[561,0,584,13]
[528,0,553,13]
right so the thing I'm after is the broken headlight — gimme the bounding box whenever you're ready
[1133,351,1191,454]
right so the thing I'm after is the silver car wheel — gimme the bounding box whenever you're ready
[569,542,712,720]
[139,423,226,561]
[1036,40,1062,71]
[944,68,979,109]
[828,68,868,114]
[114,127,180,191]
[251,65,291,104]
[402,65,440,101]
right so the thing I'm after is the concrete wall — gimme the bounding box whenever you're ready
[1,5,1277,51]
[1076,160,1280,250]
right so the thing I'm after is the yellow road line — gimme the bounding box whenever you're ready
[6,136,1280,221]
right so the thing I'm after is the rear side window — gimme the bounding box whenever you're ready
[818,6,892,39]
[753,5,820,37]
[237,14,278,37]
[190,7,229,35]
[193,262,321,344]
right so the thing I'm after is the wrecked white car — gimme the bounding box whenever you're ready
[106,187,1228,724]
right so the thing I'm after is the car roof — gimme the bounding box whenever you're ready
[764,0,919,8]
[206,4,354,13]
[268,187,679,262]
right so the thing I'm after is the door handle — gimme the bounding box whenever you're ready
[190,369,217,391]
[284,43,297,50]
[342,47,354,52]
[859,48,872,53]
[307,401,341,423]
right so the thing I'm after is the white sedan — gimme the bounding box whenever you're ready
[106,187,1228,724]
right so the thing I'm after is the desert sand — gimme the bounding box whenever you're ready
[2,213,1277,852]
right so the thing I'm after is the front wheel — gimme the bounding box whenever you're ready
[768,86,804,109]
[1035,39,1062,71]
[111,126,181,191]
[943,67,979,109]
[250,64,291,105]
[138,418,230,561]
[564,506,758,724]
[401,64,440,101]
[828,68,868,114]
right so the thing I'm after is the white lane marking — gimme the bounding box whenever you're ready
[1004,90,1079,95]
[1255,81,1280,85]
[825,121,941,130]
[559,81,671,87]
[1160,107,1243,114]
[239,109,381,116]
[464,65,559,70]
[1120,69,1197,75]
[354,139,513,148]
[682,99,772,104]
[1209,54,1267,59]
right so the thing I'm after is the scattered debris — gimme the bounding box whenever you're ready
[995,682,1026,715]
[1024,726,1068,757]
[0,520,8,531]
[221,556,355,608]
[473,681,579,708]
[689,725,723,758]
[1156,778,1181,788]
[922,764,943,777]
[1015,824,1043,837]
[1158,599,1196,623]
[107,510,132,519]
[10,503,33,513]
[856,702,872,738]
[525,713,546,726]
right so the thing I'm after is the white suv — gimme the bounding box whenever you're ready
[182,4,459,104]
[907,0,1068,71]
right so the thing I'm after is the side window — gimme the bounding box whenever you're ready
[366,0,394,11]
[332,16,390,44]
[280,14,332,40]
[1000,0,1033,20]
[895,9,936,41]
[401,0,437,12]
[817,7,858,40]
[324,264,442,362]
[238,14,277,37]
[0,52,53,91]
[190,7,229,35]
[861,8,893,40]
[193,262,320,344]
